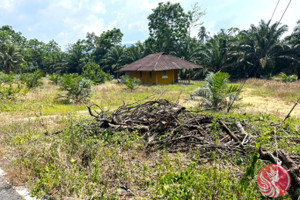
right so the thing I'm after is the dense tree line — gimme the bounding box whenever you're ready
[0,2,299,80]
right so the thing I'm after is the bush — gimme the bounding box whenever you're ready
[48,73,61,85]
[191,72,241,110]
[19,70,43,88]
[0,82,28,100]
[82,62,110,84]
[122,76,141,91]
[273,72,298,82]
[0,72,17,83]
[58,73,92,103]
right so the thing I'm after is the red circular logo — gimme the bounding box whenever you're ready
[257,164,291,197]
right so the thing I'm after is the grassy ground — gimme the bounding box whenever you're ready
[0,78,300,199]
[237,78,300,118]
[0,79,203,123]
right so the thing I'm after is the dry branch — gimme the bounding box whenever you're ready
[260,148,300,200]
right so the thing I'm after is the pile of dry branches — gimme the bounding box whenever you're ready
[86,98,300,198]
[87,99,255,154]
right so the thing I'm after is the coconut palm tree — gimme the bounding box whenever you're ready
[0,43,24,73]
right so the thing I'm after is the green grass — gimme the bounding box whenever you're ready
[0,79,204,117]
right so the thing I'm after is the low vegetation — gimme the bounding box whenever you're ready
[19,70,43,88]
[191,72,241,110]
[122,76,141,91]
[57,73,93,103]
[0,1,299,198]
[273,72,298,83]
[0,77,299,199]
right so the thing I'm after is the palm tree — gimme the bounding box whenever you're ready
[198,26,210,43]
[123,42,146,63]
[66,40,88,74]
[287,20,300,46]
[104,45,125,75]
[172,37,201,63]
[198,34,232,72]
[281,20,300,76]
[171,37,203,79]
[0,43,24,73]
[237,20,288,77]
[191,72,240,110]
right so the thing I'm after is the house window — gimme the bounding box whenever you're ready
[149,71,152,78]
[140,71,143,78]
[162,70,168,78]
[125,72,129,78]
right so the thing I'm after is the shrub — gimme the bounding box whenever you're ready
[122,76,141,91]
[274,72,298,82]
[82,62,110,84]
[48,73,61,85]
[191,72,241,110]
[0,82,28,100]
[0,72,17,83]
[19,70,43,88]
[58,73,92,103]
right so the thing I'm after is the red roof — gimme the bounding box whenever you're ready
[119,52,203,72]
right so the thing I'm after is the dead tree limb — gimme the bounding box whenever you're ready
[260,148,300,200]
[219,120,240,142]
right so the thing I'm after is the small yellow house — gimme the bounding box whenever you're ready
[119,52,203,85]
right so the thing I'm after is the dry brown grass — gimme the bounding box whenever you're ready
[242,78,300,102]
[237,88,300,118]
[20,78,58,101]
[232,78,300,118]
[245,78,300,89]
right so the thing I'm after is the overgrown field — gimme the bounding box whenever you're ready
[0,78,300,199]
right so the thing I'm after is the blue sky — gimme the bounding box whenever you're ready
[0,0,299,49]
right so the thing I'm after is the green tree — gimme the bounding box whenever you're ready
[237,20,288,77]
[103,45,125,76]
[287,20,300,46]
[198,26,210,43]
[0,43,24,73]
[198,29,239,72]
[123,41,146,63]
[0,25,26,50]
[148,2,189,53]
[283,20,300,76]
[65,40,89,74]
[192,72,240,110]
[82,62,110,84]
[92,28,123,65]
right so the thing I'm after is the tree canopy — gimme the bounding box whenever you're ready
[0,2,299,80]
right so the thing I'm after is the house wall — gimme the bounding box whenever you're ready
[129,70,179,85]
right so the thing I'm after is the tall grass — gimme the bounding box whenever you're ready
[244,78,300,102]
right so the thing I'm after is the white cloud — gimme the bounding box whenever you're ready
[2,0,300,48]
[93,1,106,14]
[140,0,157,11]
[0,0,20,12]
